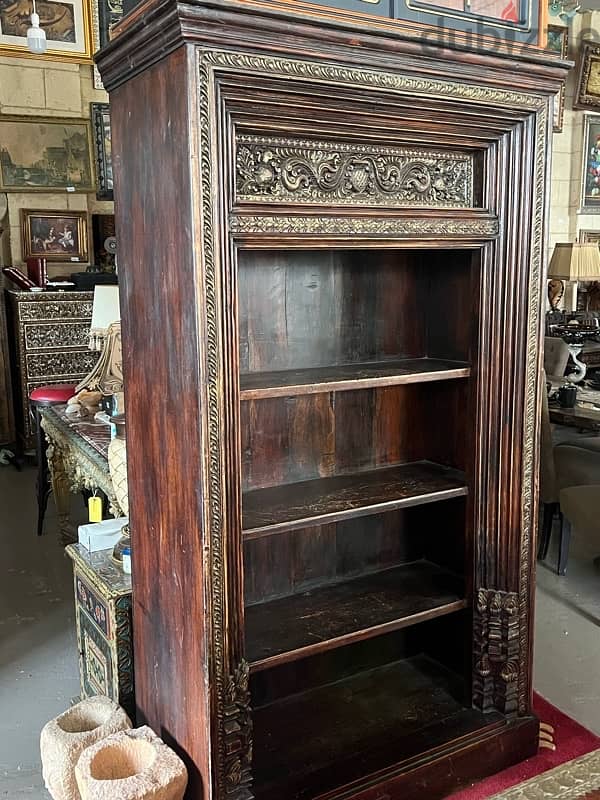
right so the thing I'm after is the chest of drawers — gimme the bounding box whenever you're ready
[6,290,96,450]
[66,544,134,721]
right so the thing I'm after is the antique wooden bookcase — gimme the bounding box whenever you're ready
[98,3,568,799]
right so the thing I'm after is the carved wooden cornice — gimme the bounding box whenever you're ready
[97,0,570,94]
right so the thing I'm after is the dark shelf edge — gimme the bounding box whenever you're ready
[249,597,469,673]
[240,365,471,400]
[243,485,468,539]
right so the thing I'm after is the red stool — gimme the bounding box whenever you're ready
[29,384,76,536]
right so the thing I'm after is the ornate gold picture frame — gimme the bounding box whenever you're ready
[575,40,600,112]
[0,0,93,63]
[21,209,89,262]
[580,114,600,213]
[0,116,94,192]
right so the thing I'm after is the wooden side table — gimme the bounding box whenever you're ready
[40,405,121,544]
[65,543,134,720]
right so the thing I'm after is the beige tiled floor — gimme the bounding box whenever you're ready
[0,464,79,798]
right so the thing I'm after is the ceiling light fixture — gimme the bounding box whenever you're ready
[27,0,47,55]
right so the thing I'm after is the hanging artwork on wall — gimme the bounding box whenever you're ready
[0,0,93,62]
[92,0,123,88]
[0,116,94,192]
[575,40,600,111]
[547,25,568,132]
[91,103,113,201]
[580,114,600,213]
[21,209,89,261]
[98,0,122,48]
[578,230,600,245]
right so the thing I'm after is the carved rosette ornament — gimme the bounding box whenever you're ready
[235,135,474,208]
[473,589,520,716]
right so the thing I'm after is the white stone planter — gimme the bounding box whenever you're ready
[75,726,188,800]
[40,696,131,800]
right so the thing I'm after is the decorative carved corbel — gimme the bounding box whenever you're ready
[473,588,520,717]
[223,661,253,800]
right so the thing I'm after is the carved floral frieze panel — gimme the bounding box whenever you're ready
[235,135,474,208]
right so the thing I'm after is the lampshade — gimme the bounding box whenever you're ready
[91,285,120,329]
[89,286,120,350]
[548,243,600,280]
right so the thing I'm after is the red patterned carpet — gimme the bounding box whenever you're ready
[447,693,600,799]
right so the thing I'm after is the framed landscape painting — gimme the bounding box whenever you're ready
[0,0,93,62]
[0,117,94,192]
[21,210,89,261]
[580,114,600,213]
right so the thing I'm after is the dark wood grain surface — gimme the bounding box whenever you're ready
[253,654,487,800]
[549,403,600,430]
[243,461,467,536]
[241,382,469,492]
[240,358,470,398]
[109,47,214,797]
[246,560,466,670]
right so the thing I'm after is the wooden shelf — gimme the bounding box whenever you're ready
[243,461,467,538]
[240,358,470,399]
[253,655,501,800]
[246,560,466,671]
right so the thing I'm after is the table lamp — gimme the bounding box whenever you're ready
[549,242,600,384]
[548,243,600,312]
[88,285,121,351]
[76,286,123,401]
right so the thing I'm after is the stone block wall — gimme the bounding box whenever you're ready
[0,55,114,279]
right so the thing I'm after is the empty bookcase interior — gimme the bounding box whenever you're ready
[98,3,570,799]
[240,248,477,800]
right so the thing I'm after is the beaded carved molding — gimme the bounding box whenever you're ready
[229,214,498,238]
[235,135,474,208]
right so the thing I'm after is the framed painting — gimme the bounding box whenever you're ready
[92,0,123,88]
[91,103,113,200]
[547,25,568,132]
[575,40,600,111]
[0,116,94,192]
[0,0,93,62]
[580,114,600,213]
[578,229,600,245]
[21,209,89,261]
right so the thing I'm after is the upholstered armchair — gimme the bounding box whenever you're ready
[537,374,600,574]
[559,485,600,568]
[543,335,569,381]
